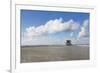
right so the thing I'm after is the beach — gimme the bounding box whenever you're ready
[21,45,89,63]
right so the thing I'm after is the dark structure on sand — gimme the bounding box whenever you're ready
[65,40,72,46]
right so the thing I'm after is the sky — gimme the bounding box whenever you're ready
[21,9,90,45]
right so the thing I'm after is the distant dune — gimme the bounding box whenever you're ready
[21,45,89,63]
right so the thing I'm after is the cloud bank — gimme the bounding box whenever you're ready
[25,18,80,39]
[22,18,89,45]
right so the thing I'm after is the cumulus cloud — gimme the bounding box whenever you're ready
[25,18,80,39]
[78,20,89,38]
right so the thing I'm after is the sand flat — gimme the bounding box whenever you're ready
[21,45,89,63]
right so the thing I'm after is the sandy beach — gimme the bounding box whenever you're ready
[21,45,89,63]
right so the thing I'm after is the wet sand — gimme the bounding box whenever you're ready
[21,45,89,63]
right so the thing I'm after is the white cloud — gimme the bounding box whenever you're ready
[70,32,74,37]
[25,18,80,38]
[22,18,80,45]
[78,20,89,38]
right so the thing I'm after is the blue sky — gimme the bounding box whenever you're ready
[21,9,90,45]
